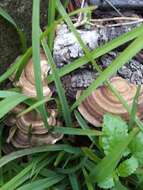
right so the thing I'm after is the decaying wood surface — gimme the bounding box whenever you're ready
[53,23,140,68]
[53,23,143,98]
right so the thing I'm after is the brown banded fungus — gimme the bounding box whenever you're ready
[16,52,52,97]
[77,77,143,127]
[7,109,63,148]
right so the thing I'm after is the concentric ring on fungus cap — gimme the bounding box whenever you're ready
[7,109,63,148]
[77,77,143,127]
[16,109,57,135]
[10,129,63,148]
[17,52,52,97]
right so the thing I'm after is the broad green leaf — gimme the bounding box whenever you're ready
[98,176,114,189]
[117,156,138,177]
[129,132,143,165]
[89,127,139,183]
[101,114,128,155]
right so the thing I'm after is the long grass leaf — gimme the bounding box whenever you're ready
[0,91,22,98]
[69,173,80,190]
[129,85,141,128]
[0,57,20,84]
[0,125,4,186]
[0,7,26,52]
[53,127,102,136]
[0,144,81,168]
[2,155,55,190]
[82,148,100,163]
[82,168,94,190]
[74,110,96,143]
[16,176,65,190]
[48,0,56,50]
[32,0,49,127]
[41,34,72,127]
[17,97,52,117]
[0,94,28,119]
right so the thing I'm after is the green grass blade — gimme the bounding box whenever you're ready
[82,148,100,163]
[0,144,81,168]
[54,151,65,167]
[0,7,16,27]
[129,85,141,129]
[2,155,55,190]
[74,110,96,142]
[0,7,27,52]
[41,34,72,127]
[0,90,22,98]
[56,159,85,174]
[0,125,4,186]
[72,33,143,110]
[63,0,70,8]
[53,127,102,136]
[32,0,49,127]
[0,57,20,84]
[16,176,65,190]
[82,168,94,190]
[14,47,32,80]
[69,173,80,190]
[17,97,52,117]
[0,94,28,119]
[48,0,56,50]
[2,164,33,190]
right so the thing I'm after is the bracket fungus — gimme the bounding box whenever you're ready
[77,77,143,127]
[16,52,52,97]
[7,109,63,148]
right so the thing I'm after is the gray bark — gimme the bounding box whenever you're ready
[53,23,140,68]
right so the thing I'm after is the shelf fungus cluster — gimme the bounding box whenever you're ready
[4,52,63,152]
[16,52,52,97]
[77,77,143,127]
[6,109,63,148]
